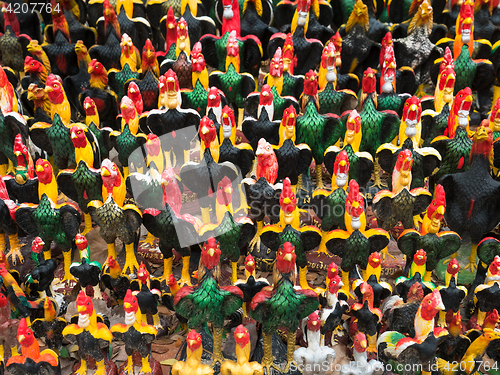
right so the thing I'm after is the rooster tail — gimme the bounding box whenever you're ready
[377,331,406,357]
[436,358,453,375]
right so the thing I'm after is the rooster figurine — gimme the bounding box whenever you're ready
[296,70,343,189]
[111,289,160,375]
[6,318,60,375]
[372,149,432,231]
[174,237,244,364]
[220,324,264,375]
[324,110,374,188]
[325,179,390,298]
[294,311,336,374]
[397,184,461,282]
[377,289,447,375]
[199,176,255,284]
[250,242,319,373]
[439,124,500,272]
[62,291,116,375]
[261,177,322,290]
[171,330,213,375]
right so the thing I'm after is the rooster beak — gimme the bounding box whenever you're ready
[436,300,446,311]
[225,186,232,194]
[77,305,86,313]
[124,302,131,309]
[101,168,111,177]
[36,164,44,172]
[202,126,209,135]
[361,340,367,349]
[75,238,83,245]
[208,248,215,257]
[437,206,445,215]
[312,320,317,325]
[339,160,347,167]
[14,150,21,156]
[410,104,418,112]
[45,86,53,92]
[71,132,77,139]
[283,197,291,204]
[18,335,25,342]
[338,280,344,287]
[284,253,292,261]
[236,333,245,339]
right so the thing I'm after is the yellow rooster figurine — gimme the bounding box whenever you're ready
[171,330,213,375]
[221,325,263,375]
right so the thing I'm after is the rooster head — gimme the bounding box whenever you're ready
[17,318,36,348]
[127,82,143,114]
[353,332,368,353]
[120,95,137,124]
[345,109,361,146]
[458,0,474,44]
[89,59,107,77]
[120,33,134,55]
[402,96,422,138]
[471,122,493,164]
[321,42,336,85]
[167,274,178,288]
[45,74,65,104]
[449,87,472,137]
[216,176,233,207]
[256,138,275,165]
[440,47,455,73]
[74,40,89,60]
[199,116,217,146]
[279,177,297,214]
[32,237,45,253]
[327,262,339,280]
[101,159,122,191]
[163,69,179,93]
[330,32,342,68]
[393,149,413,189]
[259,84,273,106]
[296,0,310,26]
[191,42,205,73]
[488,255,500,277]
[177,17,189,41]
[75,233,88,251]
[227,30,239,57]
[425,183,446,233]
[103,0,117,21]
[345,179,364,227]
[270,47,283,78]
[449,310,462,334]
[420,289,445,321]
[146,133,161,158]
[14,134,29,164]
[166,7,177,35]
[245,254,255,274]
[306,311,321,332]
[161,167,179,199]
[137,262,150,283]
[282,33,295,72]
[485,309,500,328]
[328,273,343,294]
[304,70,318,96]
[381,31,393,50]
[123,289,139,314]
[368,252,381,269]
[35,158,54,185]
[70,125,88,149]
[359,281,374,299]
[277,241,296,274]
[413,249,427,267]
[107,255,121,275]
[333,150,349,188]
[408,0,433,35]
[207,87,222,108]
[187,329,203,352]
[282,105,296,140]
[362,67,376,94]
[381,47,396,93]
[84,96,97,116]
[346,0,369,33]
[27,83,47,104]
[201,237,221,270]
[446,257,460,276]
[24,56,44,75]
[76,290,94,317]
[221,105,235,139]
[234,324,250,348]
[490,97,500,132]
[408,282,424,302]
[142,39,156,69]
[437,67,456,106]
